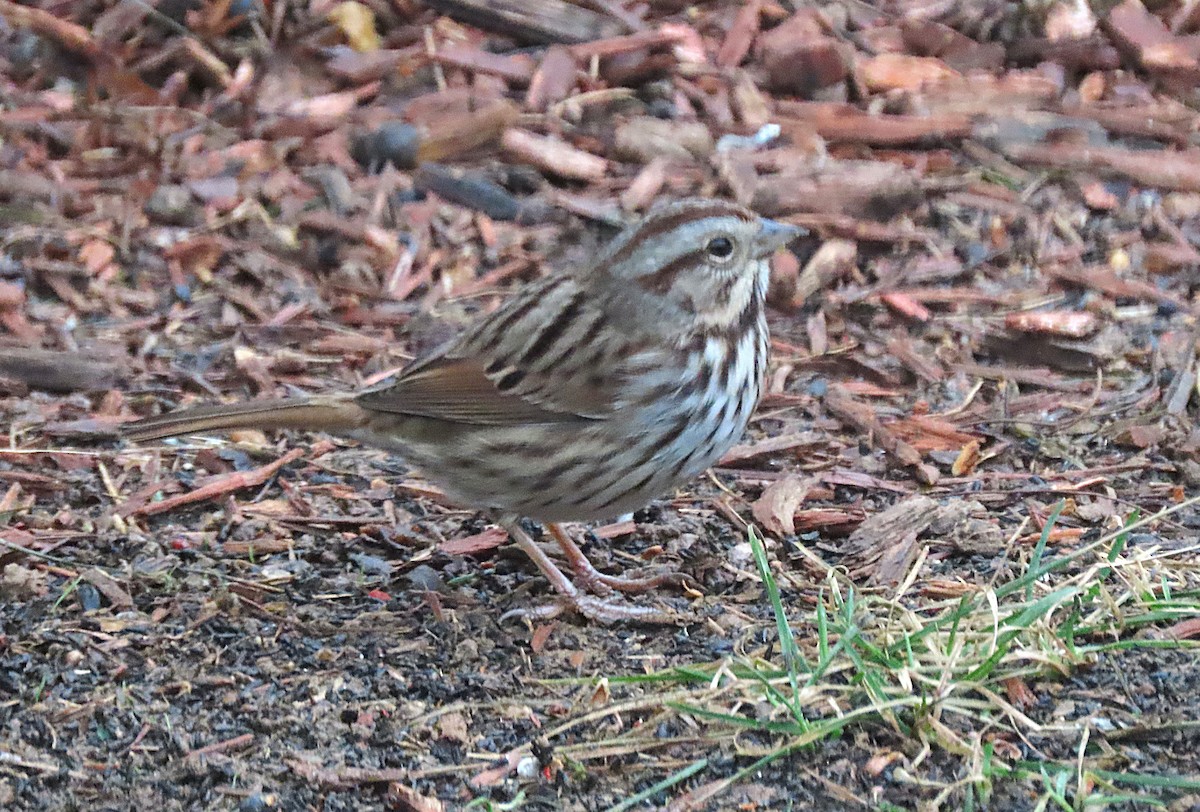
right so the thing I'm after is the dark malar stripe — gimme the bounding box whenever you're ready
[752,336,766,392]
[712,276,736,304]
[736,297,761,335]
[705,298,762,342]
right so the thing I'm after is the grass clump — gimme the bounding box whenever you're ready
[542,495,1200,810]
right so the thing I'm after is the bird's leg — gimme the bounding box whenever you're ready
[499,519,676,624]
[546,523,686,595]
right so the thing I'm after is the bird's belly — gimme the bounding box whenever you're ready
[365,388,757,524]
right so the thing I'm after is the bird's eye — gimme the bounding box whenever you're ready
[706,236,734,260]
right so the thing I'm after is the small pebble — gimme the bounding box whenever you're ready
[614,117,712,163]
[350,552,393,577]
[645,98,676,119]
[76,583,101,612]
[352,121,422,172]
[407,563,444,592]
[144,184,198,226]
[414,163,523,222]
[5,31,45,79]
[238,793,275,811]
[716,123,781,153]
[516,754,540,780]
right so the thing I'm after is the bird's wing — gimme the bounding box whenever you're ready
[356,275,653,425]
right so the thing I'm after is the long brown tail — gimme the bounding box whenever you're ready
[121,397,370,442]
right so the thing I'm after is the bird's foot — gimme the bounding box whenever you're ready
[546,522,690,596]
[501,520,681,625]
[499,593,678,625]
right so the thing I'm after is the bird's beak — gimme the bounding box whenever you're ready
[753,218,805,258]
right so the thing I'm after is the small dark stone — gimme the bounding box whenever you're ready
[238,793,272,812]
[407,564,444,592]
[217,448,255,472]
[391,187,426,205]
[303,166,355,214]
[496,165,541,196]
[5,32,45,80]
[315,236,340,270]
[352,122,422,172]
[156,0,202,24]
[957,241,991,268]
[414,163,523,221]
[632,503,663,523]
[228,0,262,21]
[349,552,392,577]
[708,637,733,655]
[645,98,676,119]
[76,583,101,612]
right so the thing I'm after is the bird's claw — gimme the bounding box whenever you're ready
[501,593,680,625]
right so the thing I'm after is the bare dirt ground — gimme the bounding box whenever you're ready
[3,1,1200,810]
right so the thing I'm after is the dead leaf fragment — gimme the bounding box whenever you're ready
[1,563,49,600]
[859,53,959,92]
[501,128,608,181]
[1165,618,1200,640]
[1081,181,1119,210]
[1003,676,1038,709]
[436,712,471,744]
[880,292,933,322]
[1005,310,1098,338]
[386,783,445,812]
[530,622,556,653]
[80,568,134,609]
[440,527,508,555]
[951,440,982,477]
[1113,424,1165,448]
[751,476,809,536]
[613,117,712,163]
[328,1,380,52]
[79,239,116,276]
[864,750,904,777]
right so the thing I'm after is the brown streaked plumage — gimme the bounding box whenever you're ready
[124,198,803,623]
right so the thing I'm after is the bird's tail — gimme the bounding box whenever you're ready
[121,397,369,442]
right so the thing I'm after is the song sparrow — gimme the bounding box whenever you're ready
[124,199,803,622]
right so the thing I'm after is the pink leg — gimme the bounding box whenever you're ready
[499,520,677,624]
[546,523,686,595]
